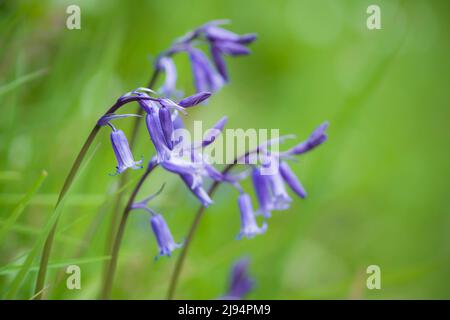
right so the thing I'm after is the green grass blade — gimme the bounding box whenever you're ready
[0,170,47,243]
[0,68,48,97]
[5,143,100,299]
[0,256,111,276]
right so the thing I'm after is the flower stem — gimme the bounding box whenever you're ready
[102,70,160,287]
[33,95,152,299]
[100,164,156,299]
[34,125,100,299]
[166,164,235,300]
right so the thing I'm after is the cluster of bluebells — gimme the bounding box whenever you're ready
[155,20,256,97]
[97,21,328,265]
[235,122,328,239]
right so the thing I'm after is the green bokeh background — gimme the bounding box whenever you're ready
[1,0,449,299]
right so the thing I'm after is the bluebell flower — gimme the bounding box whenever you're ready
[144,100,172,162]
[155,20,256,94]
[131,185,182,259]
[237,193,267,239]
[266,170,292,210]
[251,167,273,218]
[283,122,329,156]
[109,129,143,175]
[131,90,210,162]
[178,92,212,108]
[123,89,238,208]
[180,173,213,207]
[202,22,256,82]
[188,47,225,93]
[223,258,254,300]
[150,214,182,258]
[248,122,328,219]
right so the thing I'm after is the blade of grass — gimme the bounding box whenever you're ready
[0,68,48,97]
[0,256,111,275]
[5,143,100,299]
[0,220,81,246]
[0,170,47,243]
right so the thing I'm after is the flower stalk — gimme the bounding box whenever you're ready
[33,76,159,300]
[100,162,157,299]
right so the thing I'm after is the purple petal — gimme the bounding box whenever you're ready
[145,103,171,161]
[180,174,213,207]
[225,258,254,299]
[150,214,182,258]
[237,193,267,239]
[210,44,229,81]
[289,122,329,155]
[215,41,251,56]
[236,33,257,44]
[188,47,224,92]
[204,26,241,42]
[178,92,212,108]
[158,106,174,150]
[110,129,142,174]
[156,56,177,97]
[202,116,228,147]
[251,167,273,218]
[279,162,307,198]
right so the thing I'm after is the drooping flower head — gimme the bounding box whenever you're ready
[131,185,182,259]
[248,122,329,219]
[154,20,256,95]
[237,193,267,239]
[150,214,182,258]
[97,113,145,175]
[109,129,143,175]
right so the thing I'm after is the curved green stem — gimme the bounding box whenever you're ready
[100,164,156,299]
[34,125,100,299]
[102,70,160,288]
[33,95,153,299]
[166,164,235,300]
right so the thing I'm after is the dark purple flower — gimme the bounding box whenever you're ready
[150,214,182,258]
[110,129,143,175]
[223,258,254,300]
[237,193,267,239]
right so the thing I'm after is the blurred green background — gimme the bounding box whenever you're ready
[1,0,449,299]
